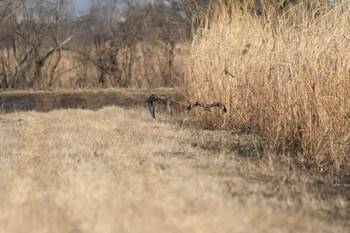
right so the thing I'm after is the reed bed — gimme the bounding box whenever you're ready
[186,1,350,172]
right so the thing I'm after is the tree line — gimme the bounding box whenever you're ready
[0,0,334,89]
[0,0,209,89]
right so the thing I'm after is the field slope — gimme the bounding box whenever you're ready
[0,105,349,233]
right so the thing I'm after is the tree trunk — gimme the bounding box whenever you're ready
[124,45,135,87]
[165,41,175,87]
[49,50,62,87]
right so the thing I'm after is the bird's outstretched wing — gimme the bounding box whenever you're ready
[147,94,168,105]
[211,102,228,112]
[187,101,205,110]
[146,94,170,118]
[148,100,155,118]
[155,95,168,106]
[187,103,194,110]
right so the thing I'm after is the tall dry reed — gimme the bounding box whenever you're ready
[186,1,350,172]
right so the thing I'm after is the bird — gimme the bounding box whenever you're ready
[145,94,169,118]
[187,101,228,113]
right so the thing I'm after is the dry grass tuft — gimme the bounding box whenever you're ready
[186,1,350,172]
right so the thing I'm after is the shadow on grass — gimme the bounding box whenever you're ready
[0,89,182,112]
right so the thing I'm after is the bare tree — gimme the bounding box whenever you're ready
[0,0,22,88]
[0,0,75,89]
[0,0,195,89]
[72,0,155,88]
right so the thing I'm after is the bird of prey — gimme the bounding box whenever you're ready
[146,94,168,118]
[187,101,228,113]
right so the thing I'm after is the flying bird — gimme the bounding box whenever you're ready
[146,94,168,118]
[187,101,228,113]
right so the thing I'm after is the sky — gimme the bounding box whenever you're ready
[74,0,91,12]
[74,0,163,11]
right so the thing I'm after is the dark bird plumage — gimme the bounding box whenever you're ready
[146,94,168,118]
[187,101,227,113]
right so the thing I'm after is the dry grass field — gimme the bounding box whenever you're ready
[0,104,349,233]
[0,2,350,232]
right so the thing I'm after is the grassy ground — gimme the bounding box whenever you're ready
[0,105,348,233]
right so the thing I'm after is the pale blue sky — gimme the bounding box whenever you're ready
[74,0,161,11]
[74,0,91,11]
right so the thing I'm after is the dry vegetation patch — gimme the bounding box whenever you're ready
[0,106,348,232]
[186,1,350,172]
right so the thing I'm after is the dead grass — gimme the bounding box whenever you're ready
[0,106,348,233]
[186,1,350,172]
